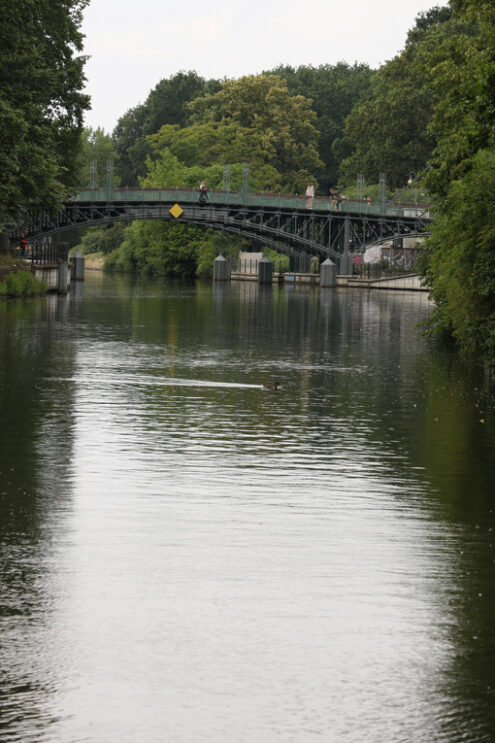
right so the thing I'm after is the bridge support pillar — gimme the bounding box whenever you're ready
[213,254,230,281]
[339,248,353,276]
[71,251,85,281]
[338,218,353,275]
[258,256,273,284]
[320,258,336,287]
[57,261,69,294]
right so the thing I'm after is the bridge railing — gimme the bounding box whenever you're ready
[27,242,69,266]
[72,188,430,220]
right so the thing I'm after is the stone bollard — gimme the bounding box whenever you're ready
[320,258,336,287]
[71,251,85,281]
[258,255,273,284]
[57,261,68,294]
[213,254,230,281]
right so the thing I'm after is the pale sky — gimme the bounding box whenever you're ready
[81,0,446,133]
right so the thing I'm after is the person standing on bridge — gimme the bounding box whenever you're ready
[198,179,208,203]
[329,188,339,211]
[305,184,315,209]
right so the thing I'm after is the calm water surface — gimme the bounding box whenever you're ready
[1,273,495,742]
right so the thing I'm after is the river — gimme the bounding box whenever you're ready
[1,273,494,742]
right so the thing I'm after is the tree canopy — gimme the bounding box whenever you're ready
[339,6,473,190]
[269,63,374,190]
[78,127,119,188]
[420,0,495,363]
[112,71,220,186]
[187,74,322,192]
[142,121,282,192]
[0,0,89,226]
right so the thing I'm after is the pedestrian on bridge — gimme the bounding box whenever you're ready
[198,180,208,204]
[329,188,339,211]
[305,184,315,209]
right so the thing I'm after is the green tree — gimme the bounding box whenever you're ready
[112,105,148,187]
[422,149,495,361]
[73,222,127,255]
[269,63,374,191]
[112,72,220,186]
[339,6,465,190]
[420,1,495,364]
[140,71,221,136]
[0,0,89,226]
[143,122,282,191]
[104,220,238,279]
[423,1,493,199]
[78,127,119,188]
[188,74,322,192]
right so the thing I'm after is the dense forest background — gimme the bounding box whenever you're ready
[1,0,494,364]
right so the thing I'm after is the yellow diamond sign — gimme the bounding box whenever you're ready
[169,203,184,219]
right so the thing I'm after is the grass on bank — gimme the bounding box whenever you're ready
[0,251,25,268]
[0,269,48,298]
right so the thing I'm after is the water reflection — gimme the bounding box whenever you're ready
[0,294,76,741]
[0,274,494,742]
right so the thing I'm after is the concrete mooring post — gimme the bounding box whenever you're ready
[213,254,230,281]
[258,255,273,284]
[320,258,336,287]
[71,251,85,281]
[57,261,68,294]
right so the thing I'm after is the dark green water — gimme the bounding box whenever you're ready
[1,273,494,742]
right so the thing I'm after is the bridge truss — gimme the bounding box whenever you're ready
[13,190,431,273]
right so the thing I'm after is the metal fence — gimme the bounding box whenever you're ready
[28,242,69,266]
[352,263,416,280]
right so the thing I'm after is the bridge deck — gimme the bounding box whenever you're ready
[73,187,430,220]
[12,188,431,273]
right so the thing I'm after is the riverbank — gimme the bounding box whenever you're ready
[231,271,428,292]
[81,251,427,292]
[82,252,105,270]
[0,263,48,298]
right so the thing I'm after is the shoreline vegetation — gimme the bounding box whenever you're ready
[82,253,105,271]
[0,268,48,298]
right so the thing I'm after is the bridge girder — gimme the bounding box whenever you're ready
[13,199,431,267]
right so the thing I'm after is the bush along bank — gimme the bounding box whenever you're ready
[0,269,48,298]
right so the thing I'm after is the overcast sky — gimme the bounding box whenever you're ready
[81,0,445,133]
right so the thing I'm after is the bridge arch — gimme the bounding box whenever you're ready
[14,187,431,271]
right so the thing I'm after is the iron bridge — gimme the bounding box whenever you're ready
[15,187,432,273]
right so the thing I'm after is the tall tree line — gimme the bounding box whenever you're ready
[421,0,495,365]
[109,66,374,194]
[0,0,89,228]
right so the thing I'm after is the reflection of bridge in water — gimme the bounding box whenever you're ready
[19,187,432,274]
